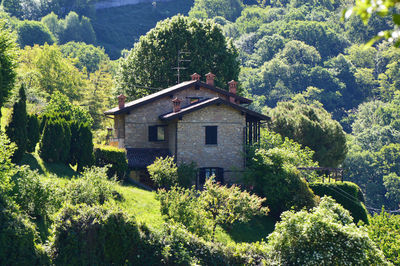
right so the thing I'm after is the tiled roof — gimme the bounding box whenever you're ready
[159,97,270,121]
[126,148,171,169]
[104,80,252,115]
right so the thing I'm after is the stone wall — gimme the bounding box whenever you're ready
[176,104,246,183]
[120,85,228,149]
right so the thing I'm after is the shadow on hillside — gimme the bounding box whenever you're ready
[20,153,76,178]
[226,216,277,243]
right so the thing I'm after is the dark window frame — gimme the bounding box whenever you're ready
[205,126,218,145]
[148,125,166,142]
[198,167,224,187]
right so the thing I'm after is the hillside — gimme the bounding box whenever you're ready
[93,0,194,58]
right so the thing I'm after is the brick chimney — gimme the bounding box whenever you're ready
[228,80,237,103]
[118,94,126,109]
[172,97,182,113]
[191,73,201,81]
[205,72,216,86]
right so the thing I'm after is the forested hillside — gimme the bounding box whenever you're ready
[1,0,400,264]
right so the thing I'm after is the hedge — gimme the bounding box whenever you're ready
[94,145,128,180]
[309,181,369,224]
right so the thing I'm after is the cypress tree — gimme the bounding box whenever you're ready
[26,114,40,153]
[76,123,94,172]
[6,84,27,162]
[39,118,71,163]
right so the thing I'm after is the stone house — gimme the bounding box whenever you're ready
[104,73,269,186]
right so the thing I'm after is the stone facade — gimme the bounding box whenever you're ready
[176,105,245,183]
[115,85,230,149]
[112,83,251,184]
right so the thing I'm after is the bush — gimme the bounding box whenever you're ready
[48,204,144,265]
[147,156,178,189]
[265,197,389,265]
[177,161,197,188]
[244,148,318,216]
[11,167,54,222]
[26,114,40,153]
[157,178,269,241]
[94,145,128,180]
[0,193,40,265]
[157,186,210,237]
[309,181,369,223]
[65,166,121,205]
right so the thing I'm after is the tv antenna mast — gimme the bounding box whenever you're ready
[172,50,190,84]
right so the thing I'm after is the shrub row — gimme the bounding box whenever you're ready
[47,204,269,265]
[94,145,128,180]
[309,181,369,223]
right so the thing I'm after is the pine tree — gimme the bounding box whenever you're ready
[6,84,27,162]
[39,117,71,163]
[26,114,40,153]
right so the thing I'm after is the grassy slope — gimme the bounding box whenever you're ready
[93,0,194,59]
[20,151,276,244]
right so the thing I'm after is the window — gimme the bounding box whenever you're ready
[205,126,217,145]
[148,125,166,141]
[198,167,224,187]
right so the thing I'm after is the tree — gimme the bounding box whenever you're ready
[18,44,87,101]
[0,19,17,114]
[6,84,27,162]
[244,146,317,216]
[17,20,55,47]
[347,0,400,46]
[38,118,71,163]
[268,101,348,167]
[157,178,269,241]
[26,114,40,153]
[265,197,389,265]
[76,123,94,172]
[118,15,239,99]
[189,0,244,21]
[200,177,269,241]
[367,210,400,265]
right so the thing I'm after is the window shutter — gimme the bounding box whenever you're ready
[148,126,157,141]
[205,126,217,145]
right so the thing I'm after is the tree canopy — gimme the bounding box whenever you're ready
[267,101,347,167]
[0,19,17,112]
[118,15,240,99]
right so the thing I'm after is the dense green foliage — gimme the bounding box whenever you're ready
[157,177,269,241]
[189,0,243,21]
[367,210,400,265]
[118,15,239,99]
[6,84,27,162]
[41,11,96,45]
[26,114,40,153]
[244,147,318,216]
[0,19,17,113]
[60,41,109,72]
[48,204,143,265]
[268,101,347,167]
[17,20,55,47]
[39,117,71,163]
[69,122,94,172]
[265,197,389,265]
[94,145,128,180]
[309,182,368,223]
[148,156,179,189]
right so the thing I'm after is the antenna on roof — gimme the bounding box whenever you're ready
[172,50,190,84]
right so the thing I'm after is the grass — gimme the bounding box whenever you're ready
[20,151,277,244]
[93,0,194,59]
